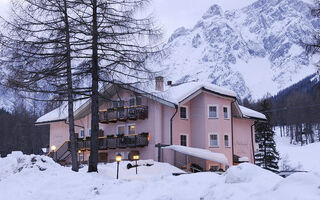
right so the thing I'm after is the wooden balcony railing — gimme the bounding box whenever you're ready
[47,133,149,162]
[99,105,148,123]
[77,132,149,150]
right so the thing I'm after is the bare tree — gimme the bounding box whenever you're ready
[0,0,89,172]
[71,0,162,172]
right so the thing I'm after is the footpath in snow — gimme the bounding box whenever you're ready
[0,152,319,200]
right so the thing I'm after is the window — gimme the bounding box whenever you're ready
[136,96,142,105]
[79,129,84,138]
[117,125,125,135]
[118,100,124,107]
[180,134,188,146]
[79,153,84,161]
[129,98,135,106]
[180,106,187,119]
[223,107,229,119]
[209,134,219,147]
[224,135,230,147]
[209,165,219,172]
[99,128,104,137]
[111,101,118,108]
[208,105,218,118]
[87,129,91,137]
[128,124,135,135]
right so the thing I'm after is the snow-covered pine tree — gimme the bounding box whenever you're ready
[255,100,279,172]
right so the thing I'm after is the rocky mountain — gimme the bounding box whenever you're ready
[153,0,319,99]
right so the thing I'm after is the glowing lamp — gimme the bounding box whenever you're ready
[133,155,140,160]
[115,153,122,179]
[116,153,122,162]
[50,145,57,151]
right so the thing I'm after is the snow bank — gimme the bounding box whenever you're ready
[1,153,319,200]
[225,163,282,185]
[0,152,59,181]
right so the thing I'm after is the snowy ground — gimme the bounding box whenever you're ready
[0,152,320,200]
[274,127,320,172]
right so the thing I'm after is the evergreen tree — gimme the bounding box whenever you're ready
[255,100,280,172]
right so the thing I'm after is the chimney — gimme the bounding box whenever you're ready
[155,76,164,91]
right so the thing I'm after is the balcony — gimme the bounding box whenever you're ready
[77,132,149,150]
[99,105,148,123]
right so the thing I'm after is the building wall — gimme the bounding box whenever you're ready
[47,88,257,170]
[203,93,233,170]
[233,117,255,163]
[49,121,81,149]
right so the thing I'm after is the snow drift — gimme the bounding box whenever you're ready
[0,152,320,200]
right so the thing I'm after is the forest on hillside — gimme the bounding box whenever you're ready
[0,101,50,157]
[243,73,320,145]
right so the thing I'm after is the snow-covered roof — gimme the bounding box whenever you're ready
[35,106,68,124]
[239,105,266,120]
[35,99,88,124]
[239,156,250,162]
[36,81,265,124]
[151,81,237,104]
[164,145,229,165]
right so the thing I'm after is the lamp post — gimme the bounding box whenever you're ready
[50,145,57,160]
[115,153,122,179]
[78,150,82,164]
[133,154,140,175]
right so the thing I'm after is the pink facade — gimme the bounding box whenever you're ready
[43,84,264,172]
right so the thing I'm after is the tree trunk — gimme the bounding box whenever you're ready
[64,0,78,172]
[88,0,99,172]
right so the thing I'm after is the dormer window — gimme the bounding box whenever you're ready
[180,106,188,119]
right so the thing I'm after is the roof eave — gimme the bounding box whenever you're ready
[34,119,66,126]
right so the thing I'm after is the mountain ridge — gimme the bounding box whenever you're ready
[153,0,318,99]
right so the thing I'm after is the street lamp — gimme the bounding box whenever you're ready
[50,145,57,160]
[116,153,122,179]
[133,154,140,175]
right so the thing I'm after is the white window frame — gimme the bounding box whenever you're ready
[87,128,91,137]
[127,123,136,135]
[179,106,188,119]
[224,134,230,147]
[208,104,219,119]
[223,106,230,119]
[79,129,85,138]
[116,125,126,135]
[129,98,135,106]
[208,133,219,147]
[180,134,189,146]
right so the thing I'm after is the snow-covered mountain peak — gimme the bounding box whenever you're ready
[202,4,223,19]
[154,0,318,99]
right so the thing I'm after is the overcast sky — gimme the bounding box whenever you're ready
[0,0,258,38]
